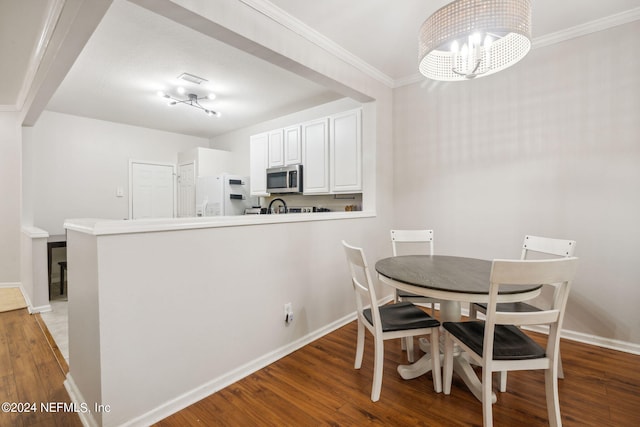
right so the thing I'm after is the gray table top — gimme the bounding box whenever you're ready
[375,255,541,295]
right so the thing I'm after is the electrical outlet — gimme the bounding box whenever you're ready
[284,302,293,324]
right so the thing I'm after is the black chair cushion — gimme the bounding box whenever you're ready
[364,302,440,332]
[397,290,436,300]
[443,321,545,360]
[474,301,540,312]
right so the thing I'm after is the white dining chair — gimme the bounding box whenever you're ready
[391,230,436,310]
[443,257,579,427]
[342,240,442,402]
[390,229,437,362]
[469,235,576,391]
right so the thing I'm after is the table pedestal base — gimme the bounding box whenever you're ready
[397,300,497,404]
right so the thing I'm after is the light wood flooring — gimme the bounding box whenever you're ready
[0,308,79,427]
[2,306,639,426]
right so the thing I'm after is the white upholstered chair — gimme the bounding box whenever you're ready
[443,257,579,427]
[342,240,442,402]
[469,235,576,391]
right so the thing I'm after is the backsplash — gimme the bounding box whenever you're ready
[262,193,362,212]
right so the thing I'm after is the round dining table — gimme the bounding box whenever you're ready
[375,254,542,402]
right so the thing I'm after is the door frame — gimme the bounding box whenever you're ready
[128,160,177,220]
[177,161,196,218]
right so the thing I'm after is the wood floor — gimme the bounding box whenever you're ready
[157,320,640,426]
[2,307,639,426]
[0,308,81,427]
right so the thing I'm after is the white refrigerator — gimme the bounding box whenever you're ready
[196,174,255,216]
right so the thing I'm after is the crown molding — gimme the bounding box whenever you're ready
[238,0,395,88]
[0,0,65,112]
[16,0,66,111]
[242,2,640,90]
[532,6,640,49]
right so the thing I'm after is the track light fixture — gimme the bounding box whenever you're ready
[157,91,221,117]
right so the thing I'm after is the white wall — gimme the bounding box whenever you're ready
[0,113,22,285]
[393,22,640,345]
[22,111,210,235]
[59,1,394,424]
[177,147,233,177]
[20,227,50,312]
[67,216,385,426]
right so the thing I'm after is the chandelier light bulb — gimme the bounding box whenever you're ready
[176,86,186,95]
[484,34,493,48]
[471,32,482,46]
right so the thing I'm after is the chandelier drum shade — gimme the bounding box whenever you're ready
[419,0,531,81]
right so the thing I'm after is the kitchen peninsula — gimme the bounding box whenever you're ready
[63,210,374,426]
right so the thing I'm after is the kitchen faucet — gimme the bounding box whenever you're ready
[268,198,287,214]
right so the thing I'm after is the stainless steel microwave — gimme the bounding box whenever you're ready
[266,164,303,194]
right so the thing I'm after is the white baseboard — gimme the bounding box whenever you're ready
[117,311,359,427]
[29,303,52,314]
[11,283,52,314]
[122,296,398,425]
[0,283,43,314]
[524,324,640,356]
[64,375,100,427]
[66,295,638,427]
[460,306,640,356]
[0,282,21,288]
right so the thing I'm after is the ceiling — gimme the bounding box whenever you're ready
[0,0,58,107]
[269,0,640,82]
[3,0,640,139]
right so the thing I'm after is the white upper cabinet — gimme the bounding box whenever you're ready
[330,109,362,193]
[249,132,269,196]
[268,129,284,168]
[283,125,302,165]
[250,107,362,197]
[302,118,330,194]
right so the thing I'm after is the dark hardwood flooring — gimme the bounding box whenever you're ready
[156,318,640,426]
[2,306,639,426]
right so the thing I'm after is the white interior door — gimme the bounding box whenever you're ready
[130,162,175,219]
[177,162,196,217]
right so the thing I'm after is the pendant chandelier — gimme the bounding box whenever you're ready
[419,0,531,81]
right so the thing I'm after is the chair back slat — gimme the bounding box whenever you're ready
[342,241,382,331]
[484,257,579,358]
[521,235,576,259]
[390,229,434,256]
[494,309,560,326]
[490,257,579,285]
